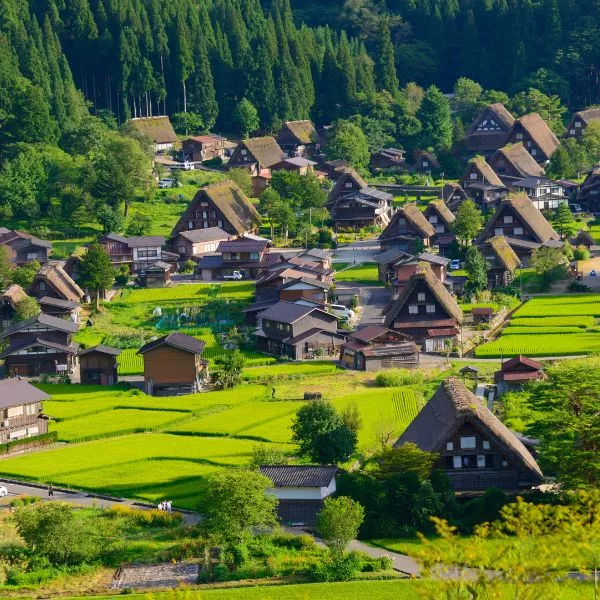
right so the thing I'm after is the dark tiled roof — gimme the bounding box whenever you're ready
[217,239,268,253]
[0,337,78,357]
[280,277,330,290]
[418,252,450,267]
[260,465,337,487]
[395,378,543,484]
[0,379,50,409]
[300,248,332,260]
[259,301,335,324]
[38,296,80,309]
[196,253,223,269]
[125,235,165,248]
[138,332,205,355]
[500,355,543,371]
[352,325,390,343]
[78,344,121,357]
[0,313,78,339]
[374,249,413,266]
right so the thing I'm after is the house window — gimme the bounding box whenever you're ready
[494,228,503,236]
[570,129,576,135]
[514,227,523,235]
[470,173,477,180]
[345,182,352,188]
[398,218,406,225]
[428,215,438,224]
[426,304,435,313]
[422,161,429,167]
[241,149,247,155]
[250,252,260,260]
[446,441,454,451]
[39,281,46,291]
[188,221,193,229]
[203,222,208,228]
[575,121,582,128]
[453,456,462,469]
[503,215,513,224]
[408,305,418,315]
[477,455,486,468]
[482,440,490,450]
[460,436,476,449]
[178,246,186,254]
[436,225,445,233]
[218,220,223,227]
[417,292,426,302]
[501,460,508,467]
[202,211,208,219]
[27,252,38,260]
[531,148,537,156]
[516,133,523,140]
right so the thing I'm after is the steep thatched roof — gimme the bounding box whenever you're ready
[514,113,560,158]
[384,263,463,327]
[175,181,261,236]
[33,263,84,303]
[380,203,435,241]
[574,108,600,125]
[242,136,286,168]
[427,200,455,225]
[129,116,177,144]
[483,235,521,272]
[1,284,29,309]
[280,120,319,144]
[470,156,504,187]
[491,143,544,178]
[479,193,560,244]
[394,378,544,485]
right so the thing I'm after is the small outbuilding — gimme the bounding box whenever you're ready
[259,465,337,526]
[138,332,208,396]
[78,345,121,386]
[472,307,493,324]
[494,355,545,396]
[340,325,419,371]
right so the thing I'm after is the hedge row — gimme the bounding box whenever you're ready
[0,432,58,456]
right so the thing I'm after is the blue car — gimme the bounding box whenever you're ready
[450,259,461,270]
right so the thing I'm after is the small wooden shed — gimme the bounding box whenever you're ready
[78,345,121,385]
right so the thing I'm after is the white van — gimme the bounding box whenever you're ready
[328,304,355,320]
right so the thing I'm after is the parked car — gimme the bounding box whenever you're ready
[158,179,174,189]
[328,304,355,320]
[570,203,582,213]
[0,485,7,497]
[450,259,461,270]
[223,271,243,280]
[170,161,194,171]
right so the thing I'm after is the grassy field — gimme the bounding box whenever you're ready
[474,294,600,357]
[335,262,381,284]
[0,367,441,508]
[117,282,254,304]
[61,582,593,600]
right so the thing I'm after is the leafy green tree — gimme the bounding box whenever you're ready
[78,242,115,309]
[259,187,282,239]
[199,469,278,544]
[292,399,357,464]
[97,205,124,234]
[233,98,260,137]
[171,112,204,135]
[15,297,41,321]
[270,199,296,242]
[341,400,362,438]
[126,214,153,237]
[509,88,566,134]
[552,203,574,237]
[13,502,113,566]
[228,168,253,197]
[316,496,365,555]
[417,86,453,151]
[248,444,288,470]
[530,246,566,288]
[582,120,600,163]
[452,77,483,123]
[375,443,439,480]
[213,349,245,390]
[450,199,483,247]
[0,247,13,291]
[464,246,489,296]
[530,358,600,488]
[374,21,398,96]
[11,261,41,289]
[326,120,370,169]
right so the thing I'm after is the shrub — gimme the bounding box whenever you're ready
[180,259,196,274]
[312,551,363,582]
[375,369,425,387]
[103,505,182,527]
[568,281,591,292]
[573,247,590,260]
[9,495,41,508]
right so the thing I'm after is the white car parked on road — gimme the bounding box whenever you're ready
[328,304,355,321]
[0,485,8,497]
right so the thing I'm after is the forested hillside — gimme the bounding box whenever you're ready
[290,0,600,108]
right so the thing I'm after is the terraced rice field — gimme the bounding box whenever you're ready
[0,371,423,508]
[475,294,600,358]
[117,282,254,304]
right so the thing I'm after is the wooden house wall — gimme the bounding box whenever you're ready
[143,346,199,385]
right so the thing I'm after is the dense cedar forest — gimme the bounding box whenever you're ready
[2,0,600,143]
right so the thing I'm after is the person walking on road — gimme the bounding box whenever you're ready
[48,484,54,497]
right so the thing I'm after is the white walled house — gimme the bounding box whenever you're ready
[259,465,337,525]
[0,379,50,444]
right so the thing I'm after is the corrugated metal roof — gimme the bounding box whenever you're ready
[260,465,337,488]
[0,379,50,408]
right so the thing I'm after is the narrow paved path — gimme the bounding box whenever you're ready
[0,479,199,525]
[357,286,391,326]
[347,539,420,576]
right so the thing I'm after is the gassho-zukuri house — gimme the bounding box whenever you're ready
[395,378,544,491]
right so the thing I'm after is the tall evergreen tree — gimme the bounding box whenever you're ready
[417,85,453,151]
[374,21,398,96]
